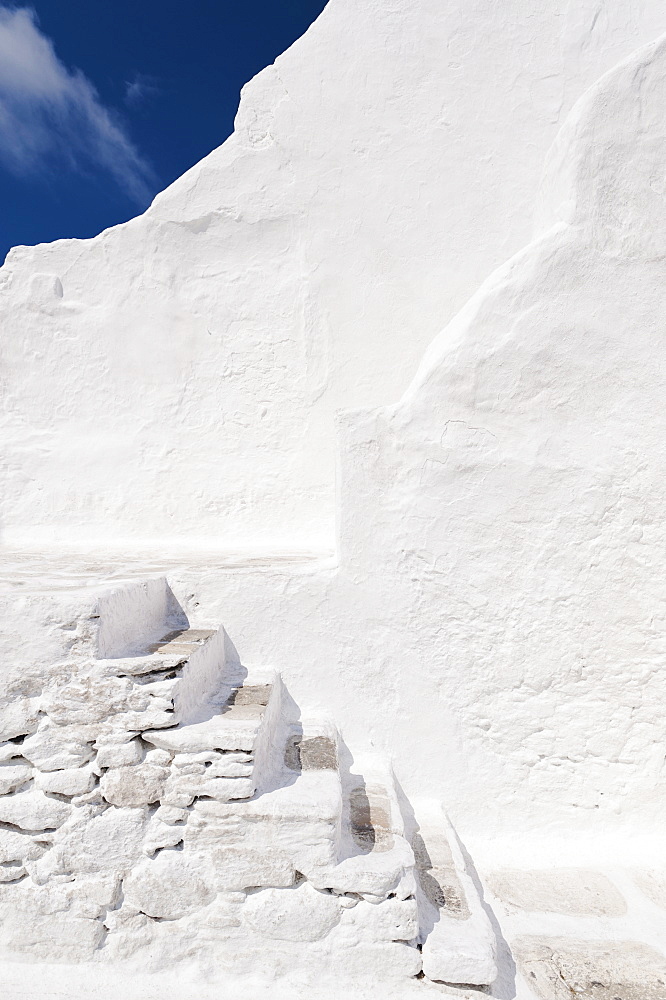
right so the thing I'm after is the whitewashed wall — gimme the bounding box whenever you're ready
[1,0,665,548]
[2,1,666,854]
[157,32,666,849]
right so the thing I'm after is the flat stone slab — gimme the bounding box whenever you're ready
[350,784,394,853]
[143,682,273,753]
[0,788,70,831]
[514,937,666,999]
[146,628,215,654]
[486,868,627,917]
[184,768,342,873]
[143,713,263,753]
[284,721,339,773]
[101,654,187,677]
[413,829,469,918]
[415,802,497,987]
[229,685,271,707]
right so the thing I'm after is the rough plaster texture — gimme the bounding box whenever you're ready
[2,0,666,993]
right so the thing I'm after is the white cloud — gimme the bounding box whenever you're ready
[0,6,155,203]
[124,72,160,110]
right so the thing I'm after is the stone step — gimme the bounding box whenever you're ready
[305,758,421,974]
[145,628,216,656]
[308,758,418,907]
[95,625,225,731]
[182,717,343,877]
[142,675,282,803]
[413,799,498,987]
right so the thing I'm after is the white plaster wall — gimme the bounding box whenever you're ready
[145,32,666,848]
[2,0,666,547]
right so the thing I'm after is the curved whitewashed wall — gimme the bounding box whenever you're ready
[160,33,666,848]
[1,0,665,548]
[340,33,666,837]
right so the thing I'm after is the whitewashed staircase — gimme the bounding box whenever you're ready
[0,623,496,985]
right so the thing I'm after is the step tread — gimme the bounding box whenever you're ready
[143,681,274,753]
[415,801,497,987]
[146,629,215,655]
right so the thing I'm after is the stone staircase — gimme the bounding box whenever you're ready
[0,623,497,984]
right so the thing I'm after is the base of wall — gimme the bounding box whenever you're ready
[3,859,666,999]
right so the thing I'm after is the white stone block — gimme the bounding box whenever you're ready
[144,748,172,767]
[162,770,254,807]
[41,674,135,727]
[0,787,70,831]
[0,761,32,794]
[207,757,254,778]
[100,763,167,807]
[143,818,186,856]
[144,713,262,754]
[421,914,498,987]
[0,743,26,763]
[339,896,419,942]
[0,828,46,863]
[0,698,40,742]
[35,763,96,796]
[311,849,410,899]
[95,738,144,769]
[0,910,105,961]
[0,861,26,882]
[21,729,94,771]
[56,805,147,876]
[123,849,215,919]
[154,804,188,825]
[211,846,294,890]
[415,802,497,986]
[185,769,341,872]
[242,882,342,942]
[172,750,221,767]
[98,654,186,677]
[329,941,422,979]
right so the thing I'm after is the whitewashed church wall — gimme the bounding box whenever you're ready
[2,0,665,548]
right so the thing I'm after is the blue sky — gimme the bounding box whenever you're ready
[0,1,328,262]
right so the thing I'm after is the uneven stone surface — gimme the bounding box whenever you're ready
[100,763,167,807]
[0,761,32,795]
[35,764,96,797]
[0,788,70,831]
[243,882,342,942]
[515,938,666,1000]
[211,846,294,891]
[21,730,94,772]
[486,868,627,917]
[0,699,40,742]
[123,850,215,918]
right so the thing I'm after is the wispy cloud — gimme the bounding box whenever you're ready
[124,72,160,110]
[0,5,156,204]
